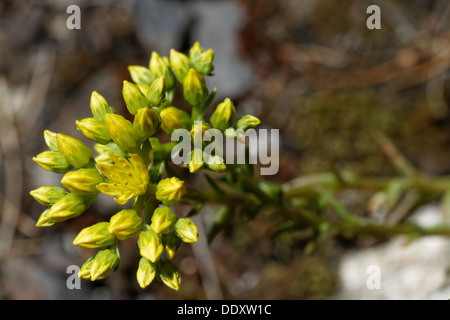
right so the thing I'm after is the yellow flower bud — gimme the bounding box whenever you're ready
[137,84,150,96]
[155,177,186,206]
[159,106,192,135]
[94,142,127,164]
[164,232,182,260]
[138,228,163,263]
[46,193,85,222]
[188,148,204,173]
[210,98,236,131]
[123,80,149,115]
[56,133,93,169]
[90,248,120,281]
[158,259,181,291]
[236,115,261,131]
[73,222,116,248]
[78,255,95,280]
[43,130,59,152]
[205,154,226,173]
[183,68,208,106]
[35,209,56,227]
[128,65,154,86]
[30,186,68,206]
[189,42,214,75]
[90,91,115,123]
[136,257,157,289]
[104,113,140,151]
[150,206,177,234]
[190,121,211,143]
[170,49,192,83]
[174,217,198,243]
[149,51,175,90]
[61,168,104,196]
[147,76,166,106]
[108,209,143,240]
[32,150,71,174]
[133,107,161,139]
[76,117,111,145]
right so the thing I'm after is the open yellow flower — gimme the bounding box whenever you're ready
[96,153,149,205]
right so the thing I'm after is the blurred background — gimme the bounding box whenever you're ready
[0,0,450,299]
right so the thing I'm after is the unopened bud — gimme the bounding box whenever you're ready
[150,206,177,234]
[158,259,181,291]
[164,232,182,260]
[35,209,56,227]
[170,49,192,83]
[90,91,115,123]
[159,106,192,135]
[104,113,140,151]
[32,150,71,174]
[236,115,261,131]
[108,209,143,240]
[78,255,96,280]
[89,248,120,281]
[147,76,166,106]
[46,193,85,222]
[149,51,175,90]
[123,80,149,115]
[128,65,154,86]
[155,177,186,206]
[43,130,59,152]
[56,133,93,168]
[133,107,161,139]
[136,257,158,289]
[174,217,198,243]
[76,117,111,145]
[190,121,211,143]
[94,142,127,164]
[189,42,214,75]
[183,68,208,106]
[73,222,116,249]
[205,154,226,173]
[188,149,204,173]
[30,186,68,206]
[210,98,236,131]
[60,168,104,195]
[138,228,164,263]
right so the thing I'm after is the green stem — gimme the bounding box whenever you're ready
[191,104,202,121]
[282,171,450,198]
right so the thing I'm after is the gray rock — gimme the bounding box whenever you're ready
[333,205,450,300]
[133,0,256,99]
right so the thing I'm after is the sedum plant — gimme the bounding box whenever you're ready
[31,42,259,291]
[31,41,450,295]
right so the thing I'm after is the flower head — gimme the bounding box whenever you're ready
[96,153,149,205]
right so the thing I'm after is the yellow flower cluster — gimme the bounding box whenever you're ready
[30,41,259,292]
